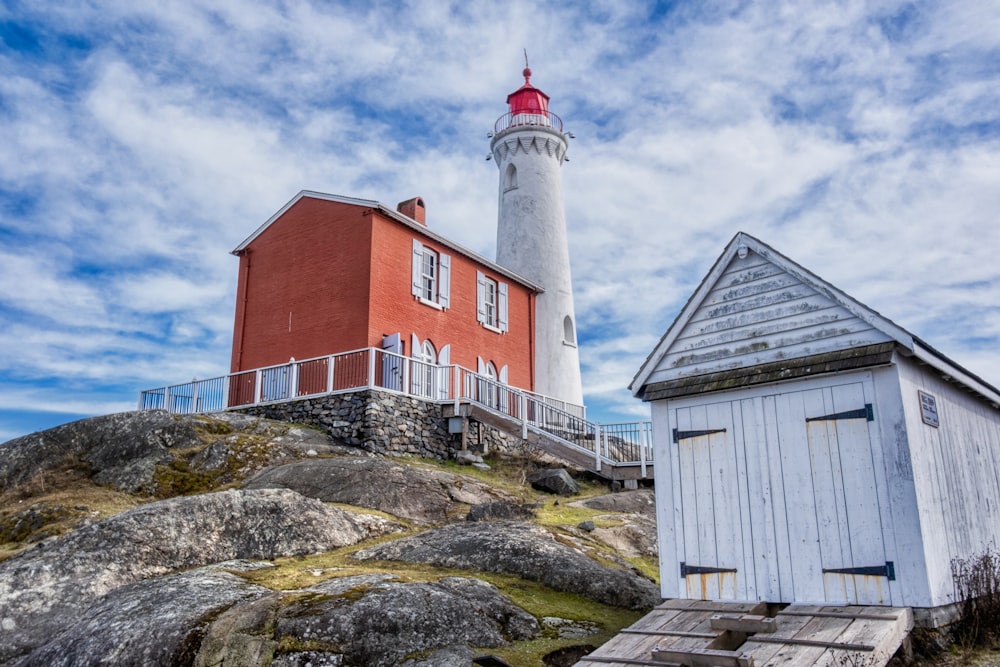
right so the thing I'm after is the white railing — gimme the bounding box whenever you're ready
[138,347,651,469]
[456,367,653,474]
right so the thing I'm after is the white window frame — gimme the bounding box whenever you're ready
[412,239,450,309]
[421,247,437,301]
[410,336,437,398]
[477,270,508,333]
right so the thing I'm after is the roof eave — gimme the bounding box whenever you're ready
[229,190,544,293]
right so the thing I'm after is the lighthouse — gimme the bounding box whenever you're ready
[491,65,584,407]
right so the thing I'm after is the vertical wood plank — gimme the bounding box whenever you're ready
[775,390,825,602]
[763,393,794,602]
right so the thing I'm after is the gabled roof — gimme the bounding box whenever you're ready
[231,190,544,292]
[630,231,1000,406]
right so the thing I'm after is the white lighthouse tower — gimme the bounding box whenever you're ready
[491,64,584,407]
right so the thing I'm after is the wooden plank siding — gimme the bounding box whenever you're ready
[896,356,1000,607]
[643,252,892,387]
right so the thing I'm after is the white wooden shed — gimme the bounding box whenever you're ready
[630,232,1000,616]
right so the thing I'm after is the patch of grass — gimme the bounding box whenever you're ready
[624,555,660,582]
[3,454,93,502]
[191,415,234,436]
[0,481,143,560]
[535,498,613,529]
[151,430,287,498]
[471,574,644,665]
[415,455,538,500]
[326,503,413,528]
[153,459,218,497]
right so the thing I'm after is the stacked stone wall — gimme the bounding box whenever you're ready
[235,390,452,459]
[233,390,542,462]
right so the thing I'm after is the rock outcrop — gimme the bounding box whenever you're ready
[0,411,661,666]
[0,411,342,495]
[572,489,658,557]
[10,569,539,667]
[274,575,538,667]
[244,457,515,523]
[467,500,538,522]
[0,410,194,492]
[12,568,269,667]
[353,520,660,610]
[0,488,403,664]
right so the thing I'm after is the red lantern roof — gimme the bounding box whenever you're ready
[494,65,563,134]
[506,67,550,115]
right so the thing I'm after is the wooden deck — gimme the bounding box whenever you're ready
[575,599,913,667]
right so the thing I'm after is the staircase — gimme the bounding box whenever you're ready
[443,401,653,483]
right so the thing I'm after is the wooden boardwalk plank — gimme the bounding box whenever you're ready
[575,603,912,667]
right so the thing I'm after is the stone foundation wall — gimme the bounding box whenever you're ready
[463,419,533,458]
[233,390,540,462]
[235,390,454,459]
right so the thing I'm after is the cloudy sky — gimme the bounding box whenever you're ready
[2,1,999,441]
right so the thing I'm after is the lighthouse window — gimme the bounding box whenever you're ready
[411,239,451,309]
[504,164,518,191]
[563,315,576,346]
[477,271,509,332]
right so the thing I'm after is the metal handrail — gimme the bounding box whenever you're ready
[493,110,563,134]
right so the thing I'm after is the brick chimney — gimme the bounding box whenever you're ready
[396,197,426,225]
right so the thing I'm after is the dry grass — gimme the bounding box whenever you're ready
[0,472,143,561]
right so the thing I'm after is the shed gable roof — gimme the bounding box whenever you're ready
[631,232,1000,406]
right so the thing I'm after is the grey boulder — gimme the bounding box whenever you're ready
[245,457,514,523]
[526,468,580,496]
[353,520,660,610]
[274,575,538,667]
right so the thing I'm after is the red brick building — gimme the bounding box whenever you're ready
[229,191,540,393]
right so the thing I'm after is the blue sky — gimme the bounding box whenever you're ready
[1,1,999,441]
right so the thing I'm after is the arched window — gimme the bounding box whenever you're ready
[420,340,437,365]
[563,315,576,346]
[411,339,436,398]
[504,163,518,191]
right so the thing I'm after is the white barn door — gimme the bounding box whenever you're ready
[784,382,891,605]
[673,401,743,600]
[668,375,893,605]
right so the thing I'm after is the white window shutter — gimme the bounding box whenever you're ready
[477,356,486,374]
[411,333,421,357]
[411,240,423,297]
[499,364,508,384]
[438,253,451,308]
[476,271,487,323]
[498,282,509,332]
[382,332,401,353]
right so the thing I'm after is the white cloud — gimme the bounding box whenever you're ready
[1,0,999,436]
